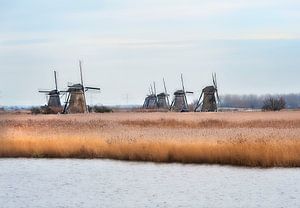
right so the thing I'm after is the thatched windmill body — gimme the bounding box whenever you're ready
[143,95,158,109]
[63,61,100,114]
[143,82,158,109]
[194,73,220,112]
[170,74,193,112]
[157,78,170,109]
[39,71,65,113]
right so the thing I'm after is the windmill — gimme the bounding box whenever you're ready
[63,61,100,114]
[194,73,220,112]
[157,78,170,109]
[170,74,193,112]
[39,71,65,113]
[143,82,158,109]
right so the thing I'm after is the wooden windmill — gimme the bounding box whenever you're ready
[194,73,220,112]
[39,71,65,113]
[170,74,193,112]
[157,78,170,109]
[143,82,158,109]
[63,61,100,114]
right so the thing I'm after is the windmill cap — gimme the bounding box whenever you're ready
[174,90,193,95]
[49,90,59,95]
[68,83,84,91]
[145,94,157,98]
[203,85,217,93]
[157,92,169,97]
[174,90,185,95]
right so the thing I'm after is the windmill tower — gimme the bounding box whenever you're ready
[170,74,193,112]
[194,73,220,112]
[157,78,170,109]
[143,82,158,109]
[39,71,65,113]
[63,61,100,114]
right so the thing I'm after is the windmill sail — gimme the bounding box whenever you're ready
[38,70,63,113]
[63,61,100,114]
[194,73,220,112]
[170,74,193,112]
[163,78,170,107]
[143,83,158,109]
[156,78,170,109]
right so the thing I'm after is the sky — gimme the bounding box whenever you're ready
[1,0,300,106]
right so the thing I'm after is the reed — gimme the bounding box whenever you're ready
[1,112,300,167]
[1,136,300,167]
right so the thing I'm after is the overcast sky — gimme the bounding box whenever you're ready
[1,0,300,106]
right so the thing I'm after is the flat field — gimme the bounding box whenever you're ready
[1,111,300,167]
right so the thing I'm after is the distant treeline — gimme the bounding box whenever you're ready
[220,94,300,109]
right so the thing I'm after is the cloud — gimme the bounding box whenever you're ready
[0,38,51,46]
[62,0,300,22]
[65,2,247,21]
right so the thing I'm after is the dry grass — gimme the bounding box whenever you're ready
[1,111,300,167]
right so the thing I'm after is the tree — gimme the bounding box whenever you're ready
[262,96,286,111]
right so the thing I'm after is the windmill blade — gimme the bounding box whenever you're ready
[38,90,51,93]
[212,73,216,88]
[163,78,168,94]
[67,85,81,89]
[194,92,203,112]
[195,101,204,112]
[79,60,88,113]
[169,98,175,111]
[153,81,157,95]
[185,91,194,94]
[163,78,170,106]
[213,73,220,103]
[62,92,71,114]
[150,84,154,95]
[152,81,158,107]
[85,87,101,91]
[213,73,218,90]
[181,73,186,93]
[181,73,189,110]
[79,60,84,88]
[180,74,186,95]
[54,71,58,91]
[216,89,220,103]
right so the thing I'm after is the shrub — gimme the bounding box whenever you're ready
[262,96,286,111]
[90,105,113,113]
[30,107,42,114]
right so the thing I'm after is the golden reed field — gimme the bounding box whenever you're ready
[1,111,300,167]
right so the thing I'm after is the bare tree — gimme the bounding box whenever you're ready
[262,96,286,111]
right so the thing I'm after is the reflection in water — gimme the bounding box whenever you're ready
[0,159,299,208]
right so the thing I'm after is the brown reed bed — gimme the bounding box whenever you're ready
[120,118,300,129]
[1,112,300,167]
[1,136,300,167]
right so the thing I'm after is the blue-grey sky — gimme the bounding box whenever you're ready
[1,0,300,106]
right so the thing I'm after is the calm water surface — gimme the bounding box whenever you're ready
[0,159,299,208]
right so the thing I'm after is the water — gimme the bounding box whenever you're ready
[0,159,299,208]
